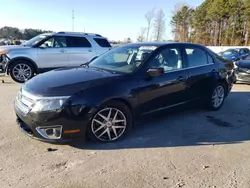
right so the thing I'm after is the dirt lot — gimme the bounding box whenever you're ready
[1,76,250,188]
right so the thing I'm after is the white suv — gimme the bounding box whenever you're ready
[0,32,111,83]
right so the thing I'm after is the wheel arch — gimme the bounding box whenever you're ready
[101,98,135,122]
[216,78,229,96]
[7,57,38,74]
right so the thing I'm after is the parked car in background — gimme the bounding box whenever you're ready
[0,32,111,83]
[243,55,250,60]
[218,48,249,62]
[234,60,250,84]
[14,42,234,143]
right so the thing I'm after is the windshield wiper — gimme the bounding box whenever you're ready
[90,67,118,74]
[80,63,89,68]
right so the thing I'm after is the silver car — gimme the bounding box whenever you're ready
[0,32,111,83]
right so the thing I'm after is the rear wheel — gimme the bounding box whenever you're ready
[9,61,35,83]
[87,101,132,142]
[207,83,226,111]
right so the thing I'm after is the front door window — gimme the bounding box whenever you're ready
[148,47,183,72]
[40,36,67,48]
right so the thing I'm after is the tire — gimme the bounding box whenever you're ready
[206,83,226,111]
[87,101,133,142]
[9,60,35,83]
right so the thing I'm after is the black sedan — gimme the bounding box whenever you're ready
[14,42,234,143]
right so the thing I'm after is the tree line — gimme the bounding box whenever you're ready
[171,0,250,46]
[137,8,166,42]
[0,26,53,40]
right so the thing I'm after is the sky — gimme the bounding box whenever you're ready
[0,0,204,41]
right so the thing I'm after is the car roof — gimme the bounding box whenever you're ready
[53,32,106,38]
[121,42,205,48]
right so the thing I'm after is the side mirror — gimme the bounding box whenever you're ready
[147,67,164,77]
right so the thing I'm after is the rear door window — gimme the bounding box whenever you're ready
[185,47,213,68]
[94,38,111,47]
[68,37,92,47]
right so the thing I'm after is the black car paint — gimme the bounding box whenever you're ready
[15,43,234,142]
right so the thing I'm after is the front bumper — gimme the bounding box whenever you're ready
[14,102,90,143]
[235,69,250,83]
[0,54,9,73]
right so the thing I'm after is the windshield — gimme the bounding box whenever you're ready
[222,49,238,55]
[89,45,157,73]
[22,34,49,47]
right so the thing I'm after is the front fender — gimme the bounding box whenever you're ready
[65,80,139,119]
[6,56,39,74]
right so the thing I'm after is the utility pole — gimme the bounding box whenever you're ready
[72,10,74,31]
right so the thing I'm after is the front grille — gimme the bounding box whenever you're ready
[15,89,38,114]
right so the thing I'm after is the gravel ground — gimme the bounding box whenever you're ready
[1,76,250,188]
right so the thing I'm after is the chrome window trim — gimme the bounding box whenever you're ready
[163,63,214,74]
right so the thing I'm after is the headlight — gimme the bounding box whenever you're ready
[31,96,69,113]
[231,56,236,59]
[0,50,9,55]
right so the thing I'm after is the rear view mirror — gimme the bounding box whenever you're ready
[147,68,164,77]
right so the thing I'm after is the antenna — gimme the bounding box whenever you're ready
[72,10,74,32]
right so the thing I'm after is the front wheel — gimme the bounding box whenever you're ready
[9,61,35,83]
[207,83,226,111]
[87,101,132,142]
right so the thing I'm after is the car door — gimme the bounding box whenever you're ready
[68,36,96,66]
[137,45,189,115]
[184,45,218,100]
[37,36,69,70]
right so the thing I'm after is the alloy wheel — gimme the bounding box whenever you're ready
[12,64,32,82]
[212,85,225,108]
[91,108,127,142]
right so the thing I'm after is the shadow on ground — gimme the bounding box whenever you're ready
[71,91,250,150]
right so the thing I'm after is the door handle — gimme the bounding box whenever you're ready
[88,49,92,52]
[177,76,187,82]
[59,49,65,53]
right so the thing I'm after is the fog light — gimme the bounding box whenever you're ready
[36,125,62,140]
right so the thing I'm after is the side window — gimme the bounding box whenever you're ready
[239,49,245,55]
[148,47,182,72]
[94,38,111,47]
[207,54,214,64]
[40,36,67,48]
[53,37,67,47]
[68,37,92,47]
[185,47,208,67]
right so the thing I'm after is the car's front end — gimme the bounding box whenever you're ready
[0,49,11,73]
[14,86,92,143]
[0,45,34,74]
[234,60,250,83]
[13,64,125,143]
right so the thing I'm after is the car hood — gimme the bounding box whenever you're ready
[0,45,30,51]
[24,67,123,96]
